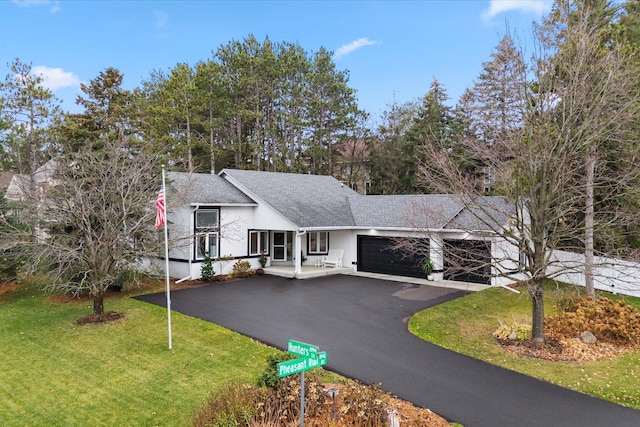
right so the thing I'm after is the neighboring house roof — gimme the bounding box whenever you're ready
[0,172,14,189]
[4,175,26,201]
[167,171,256,206]
[220,169,359,228]
[4,160,58,202]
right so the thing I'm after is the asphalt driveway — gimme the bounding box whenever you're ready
[136,274,640,426]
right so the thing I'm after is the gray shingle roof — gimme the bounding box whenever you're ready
[349,194,514,231]
[177,169,514,232]
[220,169,358,228]
[445,196,515,231]
[167,171,256,205]
[349,195,465,229]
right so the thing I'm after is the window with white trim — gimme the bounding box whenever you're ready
[196,232,218,259]
[308,231,328,254]
[194,208,219,260]
[249,230,269,255]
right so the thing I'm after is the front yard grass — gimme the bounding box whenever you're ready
[0,283,278,426]
[409,282,640,410]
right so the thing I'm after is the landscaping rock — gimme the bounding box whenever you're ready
[581,331,597,344]
[508,332,518,340]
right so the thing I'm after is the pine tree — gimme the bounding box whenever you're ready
[201,254,215,281]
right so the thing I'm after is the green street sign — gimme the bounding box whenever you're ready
[287,340,319,359]
[280,340,329,427]
[278,351,327,377]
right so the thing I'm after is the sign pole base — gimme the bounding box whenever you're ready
[300,370,305,427]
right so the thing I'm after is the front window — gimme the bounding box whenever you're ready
[196,209,219,229]
[308,231,328,254]
[194,208,219,260]
[196,232,218,259]
[249,230,269,255]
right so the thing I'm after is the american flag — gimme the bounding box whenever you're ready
[155,187,165,230]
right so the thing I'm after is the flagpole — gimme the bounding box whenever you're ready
[161,166,172,349]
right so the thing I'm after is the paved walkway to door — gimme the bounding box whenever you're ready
[136,274,640,426]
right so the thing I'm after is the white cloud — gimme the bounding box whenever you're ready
[31,66,80,91]
[482,0,551,20]
[12,0,60,13]
[334,38,378,59]
[154,10,169,28]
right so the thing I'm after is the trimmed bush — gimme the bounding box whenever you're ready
[192,383,267,427]
[547,296,640,345]
[258,353,293,389]
[232,260,252,278]
[493,322,531,341]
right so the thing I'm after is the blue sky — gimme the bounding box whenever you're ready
[1,0,553,123]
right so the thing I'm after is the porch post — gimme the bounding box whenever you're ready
[430,234,444,281]
[294,231,305,277]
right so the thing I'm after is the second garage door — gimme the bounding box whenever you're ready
[443,239,491,284]
[357,236,428,279]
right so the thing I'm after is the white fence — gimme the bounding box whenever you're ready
[547,250,640,298]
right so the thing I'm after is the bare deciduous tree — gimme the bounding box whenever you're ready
[417,1,640,342]
[39,147,161,315]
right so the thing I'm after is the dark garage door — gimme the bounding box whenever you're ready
[443,239,491,284]
[357,236,428,279]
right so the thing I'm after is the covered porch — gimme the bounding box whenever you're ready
[263,265,353,279]
[261,265,489,291]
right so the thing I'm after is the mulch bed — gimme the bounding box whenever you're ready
[75,311,124,325]
[497,334,636,362]
[0,281,21,304]
[301,383,451,427]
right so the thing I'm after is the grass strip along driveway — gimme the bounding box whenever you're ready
[138,275,640,427]
[409,282,640,410]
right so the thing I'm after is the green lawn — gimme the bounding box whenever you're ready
[409,283,640,410]
[0,283,279,427]
[4,280,639,426]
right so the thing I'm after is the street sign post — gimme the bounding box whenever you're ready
[278,340,328,427]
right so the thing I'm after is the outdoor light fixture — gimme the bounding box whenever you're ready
[325,387,339,419]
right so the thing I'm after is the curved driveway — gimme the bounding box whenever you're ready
[137,274,640,426]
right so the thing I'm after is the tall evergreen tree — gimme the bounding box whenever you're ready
[275,42,309,172]
[461,35,527,193]
[158,63,203,172]
[369,98,418,194]
[305,47,361,175]
[62,67,140,153]
[0,59,61,175]
[194,60,230,174]
[137,35,366,176]
[408,78,454,193]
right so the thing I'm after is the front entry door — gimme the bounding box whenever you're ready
[273,231,293,262]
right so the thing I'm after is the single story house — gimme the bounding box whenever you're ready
[161,169,520,286]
